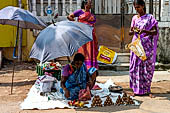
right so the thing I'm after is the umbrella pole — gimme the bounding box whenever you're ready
[52,19,56,26]
[18,27,22,62]
[13,21,20,59]
[11,20,19,95]
[67,56,71,63]
[11,60,15,94]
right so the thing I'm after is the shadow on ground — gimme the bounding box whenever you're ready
[122,87,170,103]
[154,93,170,100]
[0,80,36,87]
[0,62,36,75]
[76,105,139,112]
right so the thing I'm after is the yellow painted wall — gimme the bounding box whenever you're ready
[0,0,17,47]
[1,0,36,61]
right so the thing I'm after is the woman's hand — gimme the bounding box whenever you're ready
[139,26,157,36]
[79,12,91,21]
[64,88,70,98]
[139,29,148,34]
[61,76,70,98]
[139,29,152,37]
[67,13,75,21]
[86,80,93,89]
[129,30,134,36]
[129,27,137,36]
[87,80,92,86]
[87,15,95,21]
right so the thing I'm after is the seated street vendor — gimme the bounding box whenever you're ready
[61,53,98,100]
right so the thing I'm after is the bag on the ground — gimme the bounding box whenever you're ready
[38,75,57,92]
[78,86,91,101]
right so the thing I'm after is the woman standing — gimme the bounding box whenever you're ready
[129,0,159,98]
[67,0,98,70]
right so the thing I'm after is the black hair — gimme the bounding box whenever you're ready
[81,0,88,9]
[133,0,146,13]
[73,53,85,62]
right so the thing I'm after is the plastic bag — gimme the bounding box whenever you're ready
[92,84,102,90]
[97,45,117,64]
[78,86,91,101]
[38,75,57,92]
[127,35,147,61]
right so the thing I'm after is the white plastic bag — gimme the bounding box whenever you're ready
[40,81,53,92]
[38,75,57,92]
[128,35,147,61]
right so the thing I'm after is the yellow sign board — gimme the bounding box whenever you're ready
[97,45,117,64]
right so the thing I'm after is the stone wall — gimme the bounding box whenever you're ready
[157,27,170,63]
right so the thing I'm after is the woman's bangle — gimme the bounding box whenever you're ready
[63,87,67,91]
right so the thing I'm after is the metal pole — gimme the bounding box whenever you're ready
[121,0,125,51]
[67,56,71,63]
[149,0,153,14]
[101,0,104,14]
[91,0,95,14]
[11,20,20,95]
[18,0,22,8]
[18,0,22,62]
[11,60,15,94]
[155,0,157,19]
[159,0,161,21]
[18,27,22,62]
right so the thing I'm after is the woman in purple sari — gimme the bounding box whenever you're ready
[129,0,159,98]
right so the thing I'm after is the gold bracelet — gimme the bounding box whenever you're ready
[63,87,67,91]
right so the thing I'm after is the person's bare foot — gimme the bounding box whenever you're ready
[130,92,135,97]
[149,93,155,98]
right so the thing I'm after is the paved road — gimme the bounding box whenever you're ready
[98,71,170,82]
[1,70,170,113]
[97,70,170,113]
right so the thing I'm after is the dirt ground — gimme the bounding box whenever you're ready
[0,62,170,113]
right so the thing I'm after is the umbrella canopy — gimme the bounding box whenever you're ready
[0,6,47,59]
[0,6,47,94]
[0,6,46,29]
[30,21,93,63]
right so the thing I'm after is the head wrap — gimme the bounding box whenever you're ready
[88,67,97,76]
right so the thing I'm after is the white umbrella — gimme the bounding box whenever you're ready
[30,21,93,63]
[0,6,47,94]
[0,6,46,29]
[0,6,47,58]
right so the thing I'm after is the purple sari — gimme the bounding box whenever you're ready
[130,14,159,95]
